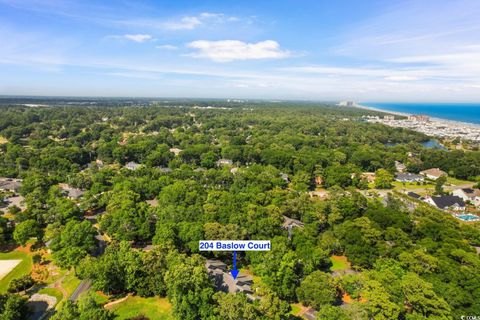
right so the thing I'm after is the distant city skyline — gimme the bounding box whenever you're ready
[1,0,480,101]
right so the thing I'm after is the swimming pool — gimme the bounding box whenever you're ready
[455,214,480,222]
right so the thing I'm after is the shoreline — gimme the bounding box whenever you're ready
[354,103,480,129]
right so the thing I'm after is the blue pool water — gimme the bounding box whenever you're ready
[361,103,480,125]
[455,214,480,222]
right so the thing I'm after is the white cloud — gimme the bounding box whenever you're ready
[155,44,178,50]
[384,76,419,81]
[163,16,201,30]
[110,34,154,42]
[282,66,426,80]
[186,40,291,62]
[161,12,233,30]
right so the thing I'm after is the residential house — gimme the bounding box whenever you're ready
[474,246,480,255]
[216,159,233,166]
[279,173,290,183]
[205,259,253,295]
[169,148,182,156]
[206,259,227,272]
[86,159,104,170]
[395,173,424,183]
[0,178,22,193]
[235,274,253,294]
[360,172,376,183]
[146,199,159,207]
[156,166,172,173]
[59,184,84,200]
[125,161,143,171]
[282,216,304,239]
[94,159,104,168]
[452,188,480,207]
[420,168,447,180]
[282,216,305,230]
[314,176,323,186]
[395,161,407,173]
[424,195,465,211]
[308,190,329,199]
[408,115,430,122]
[407,192,423,200]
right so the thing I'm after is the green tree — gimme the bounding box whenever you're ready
[401,273,451,318]
[399,249,438,274]
[255,287,291,320]
[200,151,218,169]
[363,279,401,320]
[374,169,393,189]
[52,293,114,320]
[165,254,215,320]
[213,292,258,320]
[315,305,350,320]
[50,220,97,268]
[0,293,30,320]
[296,271,337,309]
[13,219,39,246]
[435,175,447,195]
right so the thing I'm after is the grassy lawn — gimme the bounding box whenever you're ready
[330,255,350,271]
[95,291,110,304]
[446,177,472,186]
[38,287,63,306]
[78,289,110,305]
[106,296,173,320]
[61,271,81,298]
[290,304,301,315]
[392,181,434,190]
[0,250,32,293]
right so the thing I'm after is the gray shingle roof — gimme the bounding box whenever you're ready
[431,195,465,209]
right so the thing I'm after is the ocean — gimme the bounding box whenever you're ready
[361,102,480,125]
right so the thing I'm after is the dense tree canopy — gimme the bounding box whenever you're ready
[0,100,479,319]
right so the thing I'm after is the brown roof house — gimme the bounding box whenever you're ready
[420,168,447,180]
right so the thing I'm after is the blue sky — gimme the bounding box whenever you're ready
[1,0,480,101]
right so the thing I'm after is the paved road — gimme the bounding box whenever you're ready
[69,279,92,301]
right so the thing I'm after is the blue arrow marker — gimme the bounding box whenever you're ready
[231,251,239,280]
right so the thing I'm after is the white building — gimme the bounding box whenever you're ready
[452,188,480,207]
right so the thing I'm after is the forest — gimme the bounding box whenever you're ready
[0,100,479,320]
